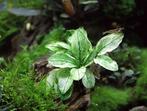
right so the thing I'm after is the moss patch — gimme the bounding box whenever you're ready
[0,27,66,111]
[88,86,130,111]
[135,49,147,101]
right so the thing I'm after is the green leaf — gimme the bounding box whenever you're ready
[83,33,123,66]
[0,57,4,64]
[46,69,59,92]
[68,28,92,65]
[47,69,73,95]
[45,42,70,52]
[60,86,73,100]
[82,70,95,88]
[48,52,77,68]
[94,55,118,71]
[96,33,124,55]
[70,67,86,81]
[47,70,56,88]
[57,69,73,94]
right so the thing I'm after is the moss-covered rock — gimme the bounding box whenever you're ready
[0,27,66,111]
[88,86,130,111]
[135,49,147,101]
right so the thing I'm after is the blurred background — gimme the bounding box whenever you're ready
[0,0,147,111]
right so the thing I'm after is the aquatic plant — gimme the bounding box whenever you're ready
[46,28,124,100]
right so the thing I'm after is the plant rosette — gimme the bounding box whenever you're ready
[46,28,124,100]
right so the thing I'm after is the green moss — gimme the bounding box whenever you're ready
[1,72,66,111]
[135,49,147,101]
[111,46,141,67]
[88,86,130,111]
[112,48,147,102]
[0,27,66,111]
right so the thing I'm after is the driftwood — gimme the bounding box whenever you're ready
[33,56,53,82]
[11,15,53,54]
[66,93,90,111]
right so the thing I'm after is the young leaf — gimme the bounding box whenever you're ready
[48,52,77,68]
[96,33,124,55]
[83,49,98,66]
[82,70,95,88]
[57,69,73,94]
[45,42,70,52]
[70,67,86,80]
[68,28,92,64]
[94,55,118,71]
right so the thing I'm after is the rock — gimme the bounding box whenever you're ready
[129,106,147,111]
